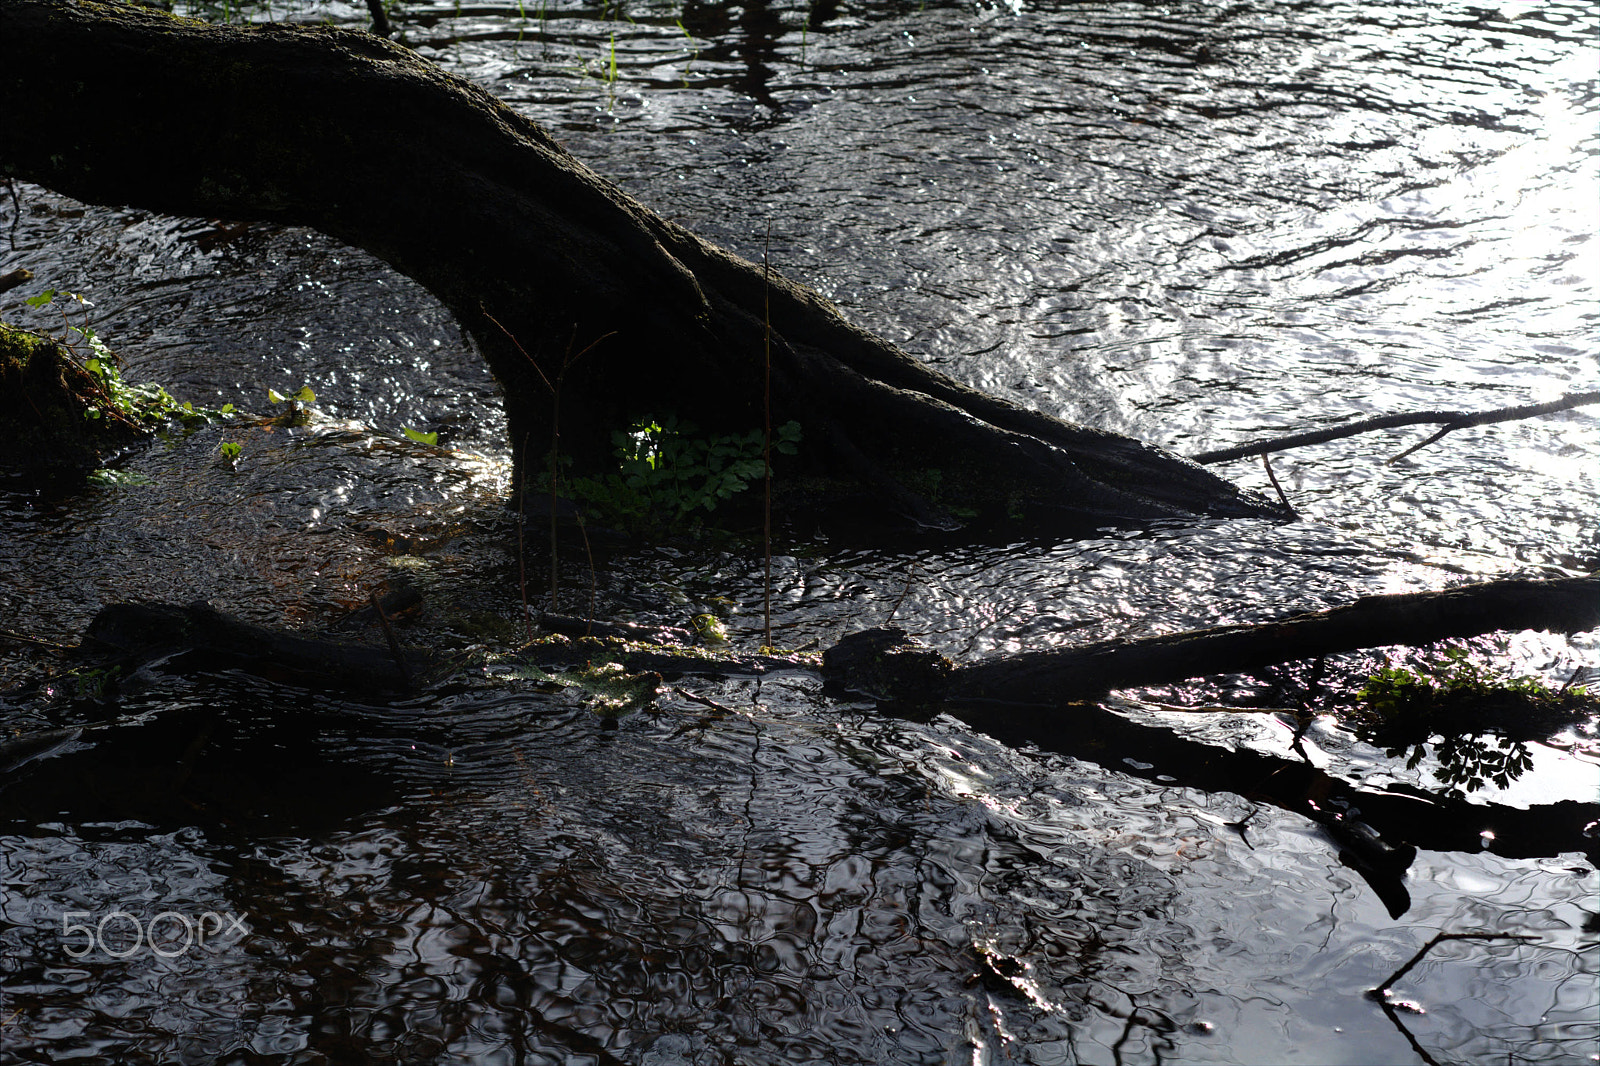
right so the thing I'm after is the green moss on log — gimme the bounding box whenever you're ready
[0,321,148,478]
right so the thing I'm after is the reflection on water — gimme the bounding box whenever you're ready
[1,1,1596,1062]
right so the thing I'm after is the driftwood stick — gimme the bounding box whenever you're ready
[1371,931,1538,996]
[1192,391,1600,465]
[949,574,1600,707]
[369,590,413,691]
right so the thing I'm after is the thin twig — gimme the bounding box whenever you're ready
[5,179,20,251]
[672,685,739,716]
[515,431,534,644]
[481,309,552,391]
[480,311,613,616]
[762,221,774,651]
[368,589,412,690]
[886,566,919,625]
[1192,391,1600,465]
[1389,391,1600,464]
[548,331,566,611]
[1372,931,1538,995]
[0,628,76,652]
[1260,451,1293,513]
[575,510,598,636]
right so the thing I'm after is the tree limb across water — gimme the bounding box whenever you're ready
[946,573,1600,706]
[61,571,1600,873]
[1192,391,1599,466]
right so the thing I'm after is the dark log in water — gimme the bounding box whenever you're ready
[72,575,1600,873]
[948,573,1600,705]
[0,322,150,477]
[84,601,431,694]
[0,1,1281,529]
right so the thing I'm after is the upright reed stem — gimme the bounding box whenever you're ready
[762,222,774,649]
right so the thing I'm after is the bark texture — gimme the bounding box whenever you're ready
[0,0,1282,527]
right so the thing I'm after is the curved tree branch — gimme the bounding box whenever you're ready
[0,0,1281,528]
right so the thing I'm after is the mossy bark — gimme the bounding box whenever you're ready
[0,0,1284,528]
[0,321,147,478]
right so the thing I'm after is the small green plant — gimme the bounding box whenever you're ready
[218,440,243,467]
[86,469,153,488]
[1354,643,1591,796]
[500,654,660,718]
[1359,646,1581,725]
[676,19,698,86]
[266,384,317,426]
[24,288,232,429]
[562,415,800,529]
[266,385,316,405]
[402,427,439,446]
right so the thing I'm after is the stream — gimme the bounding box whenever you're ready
[1,1,1596,1063]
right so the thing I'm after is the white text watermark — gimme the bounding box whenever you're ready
[60,910,249,959]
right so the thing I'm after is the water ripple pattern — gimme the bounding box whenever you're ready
[0,2,1595,1064]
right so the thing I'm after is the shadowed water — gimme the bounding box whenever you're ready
[1,1,1595,1063]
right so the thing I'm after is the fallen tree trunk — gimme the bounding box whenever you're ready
[69,594,1600,876]
[0,0,1281,528]
[85,574,1598,711]
[947,573,1600,705]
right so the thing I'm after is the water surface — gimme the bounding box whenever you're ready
[1,1,1596,1063]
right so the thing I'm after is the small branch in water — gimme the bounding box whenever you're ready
[886,566,919,625]
[482,312,612,617]
[1192,391,1600,465]
[762,221,774,651]
[1365,929,1540,1064]
[1260,451,1293,514]
[672,685,740,717]
[516,431,534,644]
[4,179,20,251]
[1369,931,1539,998]
[369,589,412,690]
[0,627,75,652]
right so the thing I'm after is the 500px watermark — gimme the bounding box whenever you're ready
[59,910,249,958]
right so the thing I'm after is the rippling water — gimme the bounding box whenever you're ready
[1,2,1596,1063]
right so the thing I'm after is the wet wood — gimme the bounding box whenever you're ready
[942,691,1599,873]
[1192,390,1600,465]
[73,574,1600,871]
[949,573,1600,706]
[84,601,433,694]
[0,0,1281,528]
[0,321,150,477]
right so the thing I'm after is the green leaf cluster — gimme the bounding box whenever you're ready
[25,288,232,429]
[563,415,800,529]
[1358,646,1578,722]
[1355,644,1587,796]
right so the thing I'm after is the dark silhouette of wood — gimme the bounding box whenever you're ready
[84,601,435,693]
[71,572,1600,869]
[1192,391,1600,466]
[949,573,1600,706]
[0,322,149,477]
[0,1,1281,528]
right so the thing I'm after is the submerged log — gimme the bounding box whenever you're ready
[0,0,1281,528]
[84,601,435,694]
